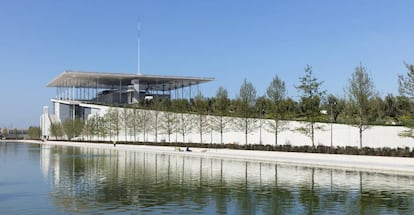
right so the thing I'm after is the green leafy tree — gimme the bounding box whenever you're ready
[83,115,98,140]
[159,110,179,143]
[130,107,152,142]
[172,99,193,143]
[1,128,8,138]
[119,106,131,141]
[140,109,152,142]
[192,92,209,143]
[27,126,41,139]
[256,96,269,144]
[235,79,258,145]
[345,64,376,148]
[395,96,413,124]
[397,63,414,137]
[130,106,141,142]
[284,97,300,118]
[96,115,108,140]
[105,108,121,141]
[62,119,84,140]
[150,98,165,143]
[369,96,385,123]
[324,94,345,123]
[13,128,19,139]
[211,86,231,144]
[49,122,64,140]
[266,75,288,145]
[179,113,194,143]
[295,65,325,148]
[384,94,397,122]
[398,63,414,99]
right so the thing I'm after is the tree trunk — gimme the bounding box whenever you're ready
[220,116,223,144]
[199,116,203,144]
[143,117,147,142]
[155,115,158,143]
[275,120,279,146]
[124,125,127,142]
[311,122,315,148]
[220,129,223,144]
[133,126,136,142]
[210,126,213,144]
[245,118,248,145]
[274,130,278,146]
[181,113,185,143]
[359,118,363,148]
[168,131,171,143]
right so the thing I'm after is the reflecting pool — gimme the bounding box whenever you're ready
[1,142,414,214]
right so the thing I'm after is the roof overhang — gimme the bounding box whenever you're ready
[47,70,214,91]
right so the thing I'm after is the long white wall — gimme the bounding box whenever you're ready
[86,105,414,149]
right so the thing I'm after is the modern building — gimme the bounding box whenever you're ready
[40,70,214,138]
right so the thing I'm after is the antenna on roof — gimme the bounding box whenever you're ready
[138,22,142,75]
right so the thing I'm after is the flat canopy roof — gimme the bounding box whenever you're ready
[47,70,214,91]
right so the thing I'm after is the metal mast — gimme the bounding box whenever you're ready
[138,22,141,75]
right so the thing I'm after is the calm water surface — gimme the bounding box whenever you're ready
[1,142,414,214]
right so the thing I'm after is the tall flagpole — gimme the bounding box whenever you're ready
[138,22,141,75]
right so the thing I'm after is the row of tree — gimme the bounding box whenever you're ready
[0,127,35,139]
[50,63,414,148]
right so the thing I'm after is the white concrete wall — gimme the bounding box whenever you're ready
[40,106,50,138]
[88,105,414,149]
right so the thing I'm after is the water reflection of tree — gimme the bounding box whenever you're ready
[259,164,295,215]
[42,145,414,214]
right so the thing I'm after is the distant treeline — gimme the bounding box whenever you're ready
[0,127,41,140]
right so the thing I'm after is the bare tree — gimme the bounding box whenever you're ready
[295,122,325,144]
[179,113,194,143]
[172,99,193,143]
[346,64,376,148]
[159,111,179,143]
[211,115,232,144]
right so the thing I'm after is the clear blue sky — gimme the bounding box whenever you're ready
[1,0,414,128]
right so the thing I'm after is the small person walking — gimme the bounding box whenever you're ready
[113,140,116,147]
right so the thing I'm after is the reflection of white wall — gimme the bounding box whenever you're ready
[40,144,50,179]
[69,148,414,192]
[85,104,414,148]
